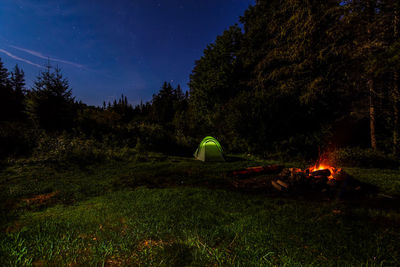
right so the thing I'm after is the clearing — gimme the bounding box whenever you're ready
[1,154,400,266]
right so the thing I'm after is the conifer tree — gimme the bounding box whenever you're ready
[10,65,25,94]
[151,82,175,124]
[0,58,9,85]
[0,58,13,121]
[27,65,75,131]
[10,65,26,120]
[189,25,243,123]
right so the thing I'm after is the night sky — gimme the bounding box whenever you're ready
[0,0,254,106]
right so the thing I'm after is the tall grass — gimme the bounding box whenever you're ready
[1,154,400,265]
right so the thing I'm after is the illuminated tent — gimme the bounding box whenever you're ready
[194,136,225,162]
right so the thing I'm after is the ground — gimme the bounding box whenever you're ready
[1,153,400,266]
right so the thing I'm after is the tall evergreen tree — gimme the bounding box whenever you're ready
[10,65,26,120]
[151,82,175,124]
[27,65,75,131]
[229,0,349,153]
[340,0,398,151]
[108,94,135,122]
[10,65,25,94]
[0,58,9,87]
[189,25,243,129]
[173,84,187,112]
[150,82,188,126]
[0,58,13,121]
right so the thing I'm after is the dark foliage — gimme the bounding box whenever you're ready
[187,0,400,160]
[26,65,76,132]
[1,0,400,165]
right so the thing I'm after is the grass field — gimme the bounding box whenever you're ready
[1,153,400,266]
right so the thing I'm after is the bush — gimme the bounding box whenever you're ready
[136,123,192,155]
[0,122,39,158]
[174,132,198,155]
[32,134,137,164]
[329,147,400,169]
[33,134,103,163]
[136,123,171,151]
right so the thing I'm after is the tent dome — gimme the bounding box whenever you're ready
[194,136,225,162]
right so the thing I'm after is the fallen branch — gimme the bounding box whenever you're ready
[276,179,289,189]
[271,180,283,191]
[232,165,283,177]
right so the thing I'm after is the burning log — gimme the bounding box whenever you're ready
[289,168,302,177]
[310,169,331,178]
[269,162,358,197]
[232,160,377,200]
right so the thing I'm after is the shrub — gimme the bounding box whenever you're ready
[0,122,39,158]
[32,133,140,165]
[174,132,198,155]
[329,147,400,169]
[136,123,170,151]
[33,134,105,163]
[136,123,192,155]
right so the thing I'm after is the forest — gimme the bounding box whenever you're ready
[1,0,400,165]
[1,0,400,265]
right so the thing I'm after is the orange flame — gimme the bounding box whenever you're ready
[307,163,341,179]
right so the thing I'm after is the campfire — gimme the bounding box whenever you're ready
[289,161,343,181]
[231,160,376,199]
[271,161,349,193]
[307,163,340,179]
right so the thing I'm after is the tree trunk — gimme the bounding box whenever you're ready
[394,72,399,155]
[366,0,377,151]
[393,6,400,155]
[369,79,377,151]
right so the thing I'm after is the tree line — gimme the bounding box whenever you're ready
[189,0,400,157]
[0,59,190,158]
[0,0,399,160]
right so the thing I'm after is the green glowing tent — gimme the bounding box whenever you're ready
[194,136,225,162]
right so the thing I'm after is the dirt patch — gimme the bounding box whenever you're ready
[105,257,124,266]
[137,239,171,250]
[5,221,24,233]
[22,191,59,206]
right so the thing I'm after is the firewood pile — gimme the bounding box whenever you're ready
[272,167,355,196]
[231,165,283,191]
[232,164,378,199]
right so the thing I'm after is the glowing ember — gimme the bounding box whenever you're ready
[307,163,341,179]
